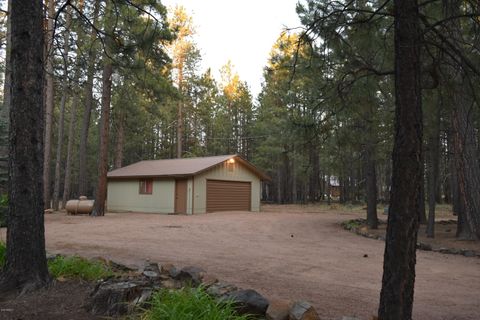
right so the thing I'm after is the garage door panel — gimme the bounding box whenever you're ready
[206,180,251,212]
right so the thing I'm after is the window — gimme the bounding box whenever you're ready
[139,179,153,194]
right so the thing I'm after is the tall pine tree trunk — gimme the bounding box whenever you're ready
[176,62,184,158]
[0,0,51,292]
[452,95,480,240]
[378,0,422,318]
[364,138,378,229]
[52,8,72,211]
[426,102,441,238]
[0,0,12,192]
[43,0,55,209]
[92,62,113,217]
[62,94,78,208]
[62,1,87,208]
[78,0,100,196]
[114,111,125,169]
[92,0,114,217]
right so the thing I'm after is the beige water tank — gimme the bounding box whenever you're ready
[65,196,95,215]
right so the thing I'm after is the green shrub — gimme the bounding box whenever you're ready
[343,219,363,230]
[141,287,252,320]
[0,241,5,268]
[48,256,113,281]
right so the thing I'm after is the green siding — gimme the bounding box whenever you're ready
[107,179,175,213]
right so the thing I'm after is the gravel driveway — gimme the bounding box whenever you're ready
[4,208,478,320]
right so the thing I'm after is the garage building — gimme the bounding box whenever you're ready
[106,155,269,214]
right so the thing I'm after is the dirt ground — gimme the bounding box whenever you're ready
[1,205,479,320]
[0,280,98,320]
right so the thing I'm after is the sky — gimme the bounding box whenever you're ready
[162,0,302,98]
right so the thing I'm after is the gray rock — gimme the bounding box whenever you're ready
[143,262,160,274]
[143,270,159,279]
[86,279,149,316]
[174,266,206,286]
[46,253,61,262]
[109,260,136,272]
[200,273,218,287]
[224,289,269,316]
[161,279,182,289]
[289,301,320,320]
[341,317,362,320]
[462,250,476,257]
[142,262,161,280]
[161,263,178,276]
[206,282,237,297]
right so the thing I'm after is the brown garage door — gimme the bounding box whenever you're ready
[206,180,251,212]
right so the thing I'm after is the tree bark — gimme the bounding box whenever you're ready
[0,0,12,193]
[364,139,378,229]
[114,111,125,169]
[78,0,101,196]
[445,0,480,240]
[43,0,56,209]
[452,96,480,240]
[309,144,319,202]
[176,61,184,159]
[52,8,72,211]
[62,1,87,208]
[92,0,114,217]
[426,104,441,238]
[0,0,51,292]
[418,171,427,224]
[91,62,113,217]
[62,94,78,208]
[378,0,422,318]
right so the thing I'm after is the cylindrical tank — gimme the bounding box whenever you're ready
[65,197,95,215]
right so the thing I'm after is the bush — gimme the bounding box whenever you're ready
[342,219,363,230]
[141,287,253,320]
[48,256,114,281]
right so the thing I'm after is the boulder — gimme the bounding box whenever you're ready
[462,250,476,257]
[266,299,292,320]
[161,278,182,289]
[224,289,269,316]
[142,262,161,280]
[174,266,206,286]
[341,317,362,320]
[161,263,180,278]
[206,281,238,297]
[109,260,136,272]
[86,279,150,316]
[200,273,218,287]
[289,301,320,320]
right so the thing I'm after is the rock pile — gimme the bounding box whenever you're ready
[85,260,322,319]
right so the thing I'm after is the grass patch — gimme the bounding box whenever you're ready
[0,243,112,280]
[48,256,113,281]
[141,287,252,320]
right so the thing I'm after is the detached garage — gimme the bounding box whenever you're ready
[106,155,269,214]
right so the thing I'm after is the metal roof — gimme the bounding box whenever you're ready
[107,154,270,180]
